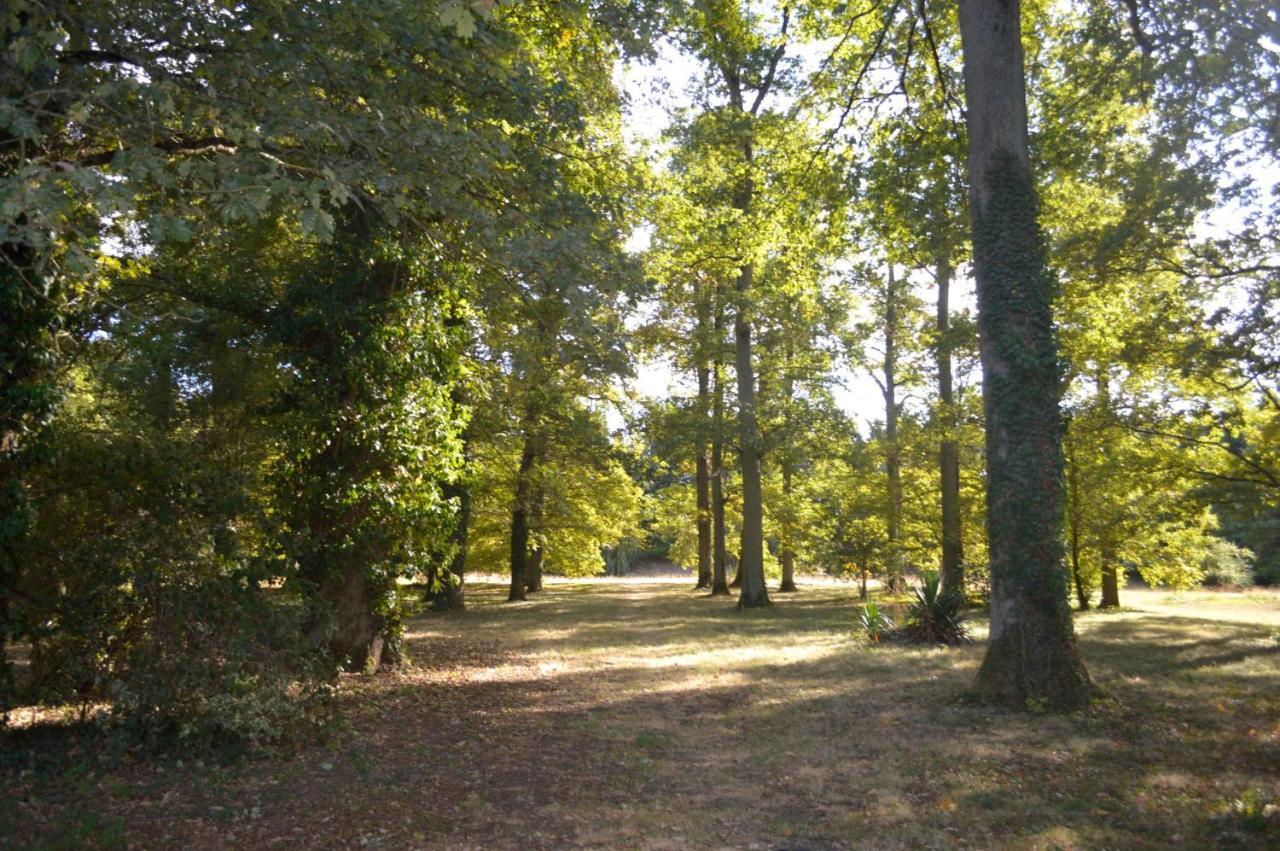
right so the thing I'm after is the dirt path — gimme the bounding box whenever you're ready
[5,580,1279,849]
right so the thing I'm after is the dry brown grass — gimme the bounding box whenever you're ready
[4,578,1278,849]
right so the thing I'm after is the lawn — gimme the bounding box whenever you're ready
[4,579,1278,849]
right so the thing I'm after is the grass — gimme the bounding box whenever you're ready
[4,579,1279,849]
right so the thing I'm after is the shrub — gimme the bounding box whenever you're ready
[898,570,969,645]
[857,602,894,642]
[14,402,335,751]
[1199,539,1255,588]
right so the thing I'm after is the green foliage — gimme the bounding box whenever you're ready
[1199,540,1255,589]
[898,570,969,646]
[467,427,645,578]
[14,358,333,748]
[856,602,894,643]
[271,221,465,668]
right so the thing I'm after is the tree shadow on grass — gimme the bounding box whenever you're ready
[7,583,1278,849]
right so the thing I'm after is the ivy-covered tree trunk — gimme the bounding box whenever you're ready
[695,359,713,589]
[290,206,463,675]
[0,251,51,709]
[936,256,965,599]
[430,400,471,612]
[959,0,1092,709]
[1,39,62,709]
[711,343,730,597]
[305,557,398,673]
[433,473,469,611]
[883,264,904,595]
[508,431,537,602]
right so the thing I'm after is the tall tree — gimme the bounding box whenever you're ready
[957,0,1092,708]
[674,1,799,608]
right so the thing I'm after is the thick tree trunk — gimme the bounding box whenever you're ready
[960,0,1092,709]
[508,431,537,602]
[296,206,410,673]
[0,20,54,712]
[306,563,398,673]
[695,360,713,589]
[936,256,965,599]
[883,265,904,595]
[711,320,731,596]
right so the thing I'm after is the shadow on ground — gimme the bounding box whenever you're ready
[4,580,1278,849]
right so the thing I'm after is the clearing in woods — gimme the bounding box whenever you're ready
[6,577,1280,849]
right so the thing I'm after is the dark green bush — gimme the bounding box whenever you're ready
[12,358,335,750]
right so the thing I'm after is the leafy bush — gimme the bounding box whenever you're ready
[112,575,337,750]
[857,602,894,642]
[1199,539,1255,588]
[898,570,969,645]
[14,372,335,751]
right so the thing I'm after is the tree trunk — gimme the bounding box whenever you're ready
[306,563,398,673]
[1099,547,1120,608]
[711,316,731,596]
[883,264,904,595]
[936,256,965,600]
[508,430,537,602]
[525,487,545,593]
[295,205,410,673]
[1066,441,1090,611]
[527,544,544,593]
[779,460,797,592]
[778,330,798,593]
[1095,366,1120,609]
[960,0,1092,709]
[695,357,713,589]
[732,159,769,611]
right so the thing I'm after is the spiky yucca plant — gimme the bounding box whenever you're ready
[857,602,894,642]
[900,570,968,645]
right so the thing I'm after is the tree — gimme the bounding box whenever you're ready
[673,1,801,608]
[957,0,1092,708]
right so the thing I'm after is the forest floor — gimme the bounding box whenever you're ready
[4,579,1280,850]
